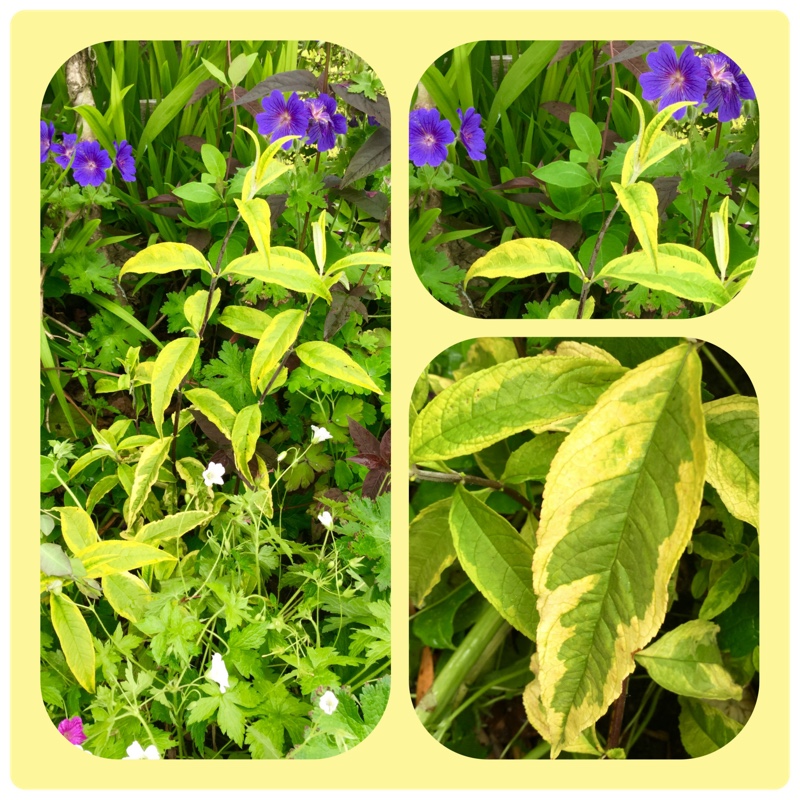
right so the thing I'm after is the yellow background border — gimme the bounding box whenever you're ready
[12,10,789,789]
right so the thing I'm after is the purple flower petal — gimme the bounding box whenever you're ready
[306,94,345,152]
[58,716,87,746]
[40,121,55,163]
[113,140,137,182]
[456,107,486,161]
[51,133,77,170]
[72,140,112,187]
[255,90,309,150]
[409,108,455,167]
[638,43,705,119]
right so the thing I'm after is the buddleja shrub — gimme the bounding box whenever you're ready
[409,338,758,758]
[41,46,392,758]
[409,41,758,319]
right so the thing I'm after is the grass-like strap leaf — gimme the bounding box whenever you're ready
[222,250,331,302]
[86,293,165,350]
[41,320,77,437]
[703,396,759,530]
[485,41,560,140]
[138,65,208,154]
[635,619,743,701]
[102,571,152,623]
[250,309,305,394]
[295,341,383,394]
[150,337,199,437]
[235,198,271,264]
[70,104,116,155]
[232,405,262,486]
[450,486,539,642]
[135,511,215,544]
[409,497,457,609]
[59,506,99,554]
[531,343,706,756]
[50,593,96,693]
[184,388,237,440]
[77,540,176,579]
[120,242,213,279]
[678,697,743,757]
[464,238,584,287]
[125,437,171,526]
[410,355,626,463]
[612,181,660,270]
[596,244,730,307]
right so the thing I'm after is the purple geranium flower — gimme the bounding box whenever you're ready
[255,90,309,150]
[368,115,379,127]
[409,108,455,167]
[40,121,55,163]
[58,716,87,746]
[113,140,137,182]
[305,94,347,152]
[72,141,112,187]
[702,53,756,122]
[639,43,707,120]
[456,107,486,161]
[51,133,77,169]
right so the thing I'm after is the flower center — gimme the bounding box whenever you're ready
[423,133,435,146]
[279,111,292,125]
[669,71,686,90]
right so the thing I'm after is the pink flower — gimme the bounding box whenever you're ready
[58,716,87,746]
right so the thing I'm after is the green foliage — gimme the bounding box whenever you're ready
[411,338,758,760]
[409,40,759,319]
[41,39,390,760]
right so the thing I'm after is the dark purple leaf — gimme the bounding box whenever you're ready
[186,229,212,252]
[266,194,288,225]
[653,177,681,216]
[601,40,697,66]
[227,85,263,118]
[602,129,624,153]
[187,79,220,106]
[330,83,391,127]
[324,285,369,341]
[540,101,577,124]
[380,206,391,243]
[506,193,548,208]
[191,409,229,447]
[342,127,391,187]
[347,416,381,457]
[746,140,760,172]
[549,41,586,65]
[232,70,321,107]
[141,193,180,206]
[550,220,583,251]
[330,188,389,220]
[178,135,206,153]
[361,468,390,500]
[489,176,539,192]
[380,429,391,465]
[349,453,386,471]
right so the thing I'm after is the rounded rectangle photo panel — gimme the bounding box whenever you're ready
[409,336,758,760]
[39,38,391,761]
[408,41,758,320]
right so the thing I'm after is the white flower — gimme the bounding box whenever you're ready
[277,450,288,463]
[319,690,338,715]
[202,461,225,488]
[317,511,334,529]
[122,740,160,760]
[208,652,230,694]
[310,425,333,444]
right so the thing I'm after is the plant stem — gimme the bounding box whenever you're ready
[606,674,630,750]
[576,200,621,319]
[693,121,723,249]
[416,602,510,731]
[197,212,241,341]
[701,345,741,395]
[410,466,534,512]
